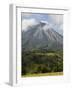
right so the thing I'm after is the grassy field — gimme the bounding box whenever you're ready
[22,72,63,77]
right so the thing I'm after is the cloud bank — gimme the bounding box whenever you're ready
[22,13,63,35]
[22,18,38,31]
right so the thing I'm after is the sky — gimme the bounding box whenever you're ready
[21,13,63,35]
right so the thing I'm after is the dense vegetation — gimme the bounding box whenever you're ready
[21,49,63,76]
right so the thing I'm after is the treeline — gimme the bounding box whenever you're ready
[21,50,63,76]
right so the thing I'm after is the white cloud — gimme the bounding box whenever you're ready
[49,15,63,25]
[59,24,63,31]
[22,18,38,31]
[41,20,48,24]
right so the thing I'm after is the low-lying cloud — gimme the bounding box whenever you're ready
[22,18,38,31]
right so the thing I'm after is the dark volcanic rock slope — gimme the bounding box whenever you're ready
[22,21,63,51]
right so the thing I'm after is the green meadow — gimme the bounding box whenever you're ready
[22,72,63,77]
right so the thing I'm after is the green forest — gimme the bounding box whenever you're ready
[21,49,63,77]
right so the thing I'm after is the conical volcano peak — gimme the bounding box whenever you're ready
[22,19,63,51]
[39,21,46,27]
[39,21,52,29]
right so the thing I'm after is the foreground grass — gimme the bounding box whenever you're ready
[22,72,63,77]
